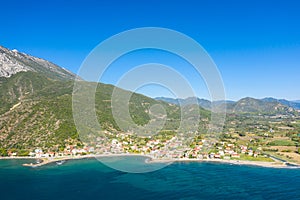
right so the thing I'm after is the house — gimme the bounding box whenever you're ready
[29,152,35,157]
[111,139,118,145]
[240,145,248,151]
[209,153,215,159]
[231,153,240,158]
[41,153,49,158]
[35,149,43,154]
[71,149,78,155]
[88,147,95,153]
[48,152,55,157]
[7,150,13,157]
[194,146,201,151]
[225,148,234,154]
[248,150,254,156]
[130,145,137,150]
[214,154,221,159]
[219,151,225,156]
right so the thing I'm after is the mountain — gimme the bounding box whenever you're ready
[0,76,177,150]
[0,45,297,153]
[156,97,297,115]
[0,46,75,80]
[0,46,210,152]
[156,97,212,110]
[229,97,295,114]
[155,97,181,105]
[0,72,209,151]
[262,97,300,110]
[156,97,219,110]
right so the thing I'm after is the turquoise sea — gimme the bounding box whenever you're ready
[0,157,300,200]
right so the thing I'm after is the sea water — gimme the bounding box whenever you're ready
[0,158,299,200]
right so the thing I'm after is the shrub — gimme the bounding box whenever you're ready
[267,140,295,146]
[17,149,29,156]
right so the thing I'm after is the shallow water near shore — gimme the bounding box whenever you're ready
[0,158,300,200]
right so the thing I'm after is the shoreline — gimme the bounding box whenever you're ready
[1,154,299,169]
[149,158,294,168]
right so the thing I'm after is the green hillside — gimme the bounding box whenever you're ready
[0,71,210,152]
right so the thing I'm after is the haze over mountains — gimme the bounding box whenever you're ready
[156,97,300,115]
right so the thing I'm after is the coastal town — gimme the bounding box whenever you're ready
[5,137,260,160]
[3,129,297,168]
[0,127,261,159]
[2,110,300,168]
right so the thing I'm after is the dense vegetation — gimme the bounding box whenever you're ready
[0,72,210,152]
[0,71,300,164]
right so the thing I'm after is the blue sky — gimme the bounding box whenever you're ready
[1,0,299,100]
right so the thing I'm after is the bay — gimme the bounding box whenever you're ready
[0,158,300,200]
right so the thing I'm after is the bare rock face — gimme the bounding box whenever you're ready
[0,46,75,80]
[0,47,31,77]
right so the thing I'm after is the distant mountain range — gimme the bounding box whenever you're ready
[156,96,300,114]
[261,97,300,110]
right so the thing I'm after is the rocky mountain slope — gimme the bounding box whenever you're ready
[0,46,75,80]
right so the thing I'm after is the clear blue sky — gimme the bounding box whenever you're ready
[1,0,299,100]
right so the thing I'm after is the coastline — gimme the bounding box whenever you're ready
[1,154,298,169]
[149,158,292,168]
[0,156,38,160]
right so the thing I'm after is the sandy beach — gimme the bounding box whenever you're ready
[149,158,292,168]
[3,154,296,169]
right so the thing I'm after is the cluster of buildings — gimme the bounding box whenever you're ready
[5,131,261,161]
[94,134,262,161]
[7,145,96,158]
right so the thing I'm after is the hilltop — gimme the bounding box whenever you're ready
[156,96,299,115]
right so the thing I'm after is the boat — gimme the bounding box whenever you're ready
[56,160,65,165]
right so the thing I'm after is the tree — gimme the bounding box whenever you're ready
[0,148,8,157]
[239,133,246,137]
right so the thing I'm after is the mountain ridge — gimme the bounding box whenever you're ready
[0,46,76,80]
[156,96,299,114]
